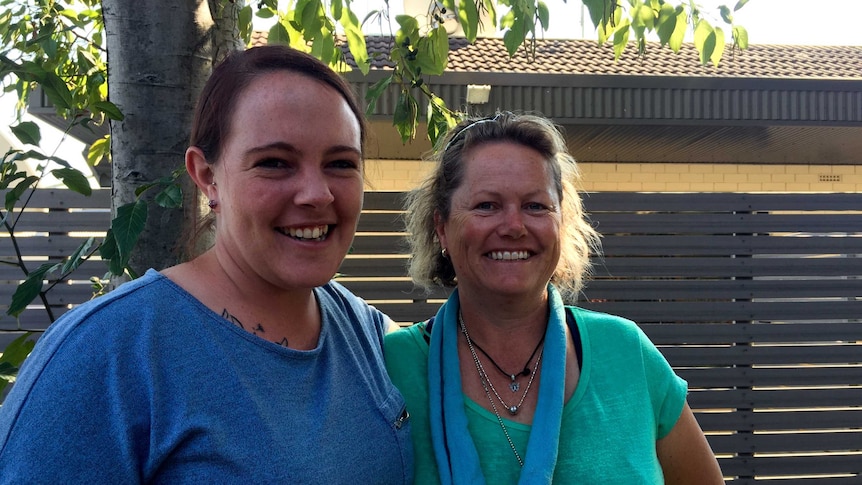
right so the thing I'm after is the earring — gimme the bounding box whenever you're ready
[208,181,218,209]
[441,248,449,259]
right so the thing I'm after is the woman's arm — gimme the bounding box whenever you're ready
[657,402,725,485]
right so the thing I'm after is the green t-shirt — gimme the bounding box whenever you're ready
[384,306,687,484]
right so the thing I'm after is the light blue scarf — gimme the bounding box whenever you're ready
[428,284,567,485]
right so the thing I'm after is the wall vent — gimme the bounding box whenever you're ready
[819,174,842,182]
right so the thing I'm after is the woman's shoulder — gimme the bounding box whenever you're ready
[567,305,638,329]
[44,270,175,332]
[566,305,648,345]
[31,270,196,353]
[384,321,430,384]
[315,280,386,320]
[384,320,428,346]
[384,320,431,368]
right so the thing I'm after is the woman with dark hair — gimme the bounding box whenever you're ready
[385,112,722,484]
[0,46,413,483]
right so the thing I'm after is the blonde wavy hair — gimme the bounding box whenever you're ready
[404,112,601,303]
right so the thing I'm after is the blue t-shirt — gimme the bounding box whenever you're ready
[0,269,413,483]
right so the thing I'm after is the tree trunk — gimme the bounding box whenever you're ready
[102,1,240,275]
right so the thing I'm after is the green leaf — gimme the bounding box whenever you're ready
[710,27,726,66]
[426,96,454,147]
[331,0,344,19]
[0,333,36,392]
[310,30,337,65]
[10,121,40,146]
[299,0,324,40]
[268,22,290,45]
[365,75,393,115]
[5,176,38,212]
[457,0,480,42]
[0,333,35,368]
[40,37,58,60]
[719,5,733,24]
[668,6,687,52]
[77,49,99,72]
[733,25,749,49]
[10,150,48,163]
[631,3,654,35]
[393,91,418,143]
[693,19,715,65]
[0,168,26,194]
[734,0,749,11]
[93,101,124,121]
[536,1,550,31]
[87,135,110,167]
[60,237,96,275]
[154,184,183,209]
[338,6,369,74]
[583,0,609,29]
[414,25,449,76]
[99,229,123,275]
[482,0,498,30]
[238,5,253,40]
[503,25,527,57]
[40,71,74,111]
[46,155,72,169]
[111,200,148,269]
[612,20,631,60]
[395,14,419,41]
[8,262,60,317]
[256,7,275,18]
[51,167,91,196]
[656,4,677,46]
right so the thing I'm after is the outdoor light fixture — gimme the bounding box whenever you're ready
[466,84,491,104]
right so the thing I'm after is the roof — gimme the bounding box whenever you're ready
[338,36,862,164]
[361,36,862,80]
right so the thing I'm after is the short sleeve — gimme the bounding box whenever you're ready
[637,328,688,439]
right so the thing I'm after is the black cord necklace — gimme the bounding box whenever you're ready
[465,322,545,393]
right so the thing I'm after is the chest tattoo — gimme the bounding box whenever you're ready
[221,309,289,348]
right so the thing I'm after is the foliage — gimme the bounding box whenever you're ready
[0,0,184,308]
[0,333,34,395]
[0,0,182,373]
[241,0,748,144]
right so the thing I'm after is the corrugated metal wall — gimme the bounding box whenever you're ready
[354,76,862,125]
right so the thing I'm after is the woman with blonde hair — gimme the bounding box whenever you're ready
[386,112,721,484]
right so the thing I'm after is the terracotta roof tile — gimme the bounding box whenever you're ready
[253,32,862,80]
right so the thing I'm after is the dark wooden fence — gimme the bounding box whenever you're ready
[2,189,861,483]
[0,189,110,342]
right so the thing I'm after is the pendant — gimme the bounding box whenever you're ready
[509,381,520,392]
[508,405,519,415]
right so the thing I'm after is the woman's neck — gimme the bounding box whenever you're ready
[163,250,322,350]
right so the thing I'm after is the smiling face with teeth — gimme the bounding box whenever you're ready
[199,71,364,291]
[435,141,562,302]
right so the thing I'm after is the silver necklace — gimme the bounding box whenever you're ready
[459,312,542,415]
[459,315,526,467]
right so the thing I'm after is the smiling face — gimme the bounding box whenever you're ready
[205,70,363,291]
[436,141,562,301]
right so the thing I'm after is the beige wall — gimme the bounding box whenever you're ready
[366,159,862,193]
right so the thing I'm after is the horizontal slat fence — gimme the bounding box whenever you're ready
[2,189,861,482]
[0,189,111,343]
